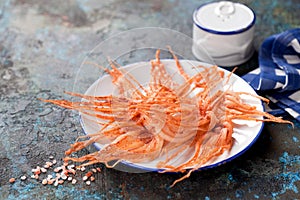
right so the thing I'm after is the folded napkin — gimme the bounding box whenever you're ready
[243,28,300,122]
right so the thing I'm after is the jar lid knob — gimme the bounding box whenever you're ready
[214,1,235,20]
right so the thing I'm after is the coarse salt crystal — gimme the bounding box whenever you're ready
[41,168,47,173]
[61,173,67,180]
[86,171,93,177]
[82,176,88,181]
[54,180,59,187]
[34,170,41,175]
[68,169,76,175]
[71,179,77,184]
[47,179,55,185]
[80,166,86,171]
[9,178,15,183]
[56,173,61,179]
[54,167,62,173]
[42,179,47,185]
[67,164,75,170]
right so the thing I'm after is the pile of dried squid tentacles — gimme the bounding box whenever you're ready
[42,49,291,187]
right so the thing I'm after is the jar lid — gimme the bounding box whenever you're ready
[193,1,255,35]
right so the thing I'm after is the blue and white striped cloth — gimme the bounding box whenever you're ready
[243,28,300,122]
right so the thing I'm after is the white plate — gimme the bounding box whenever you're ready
[80,59,264,172]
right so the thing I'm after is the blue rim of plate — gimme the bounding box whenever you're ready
[78,61,265,173]
[193,2,256,35]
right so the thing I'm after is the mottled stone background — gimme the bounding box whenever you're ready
[0,0,300,199]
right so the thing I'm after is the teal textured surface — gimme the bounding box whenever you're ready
[0,0,300,199]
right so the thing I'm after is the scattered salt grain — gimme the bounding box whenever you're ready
[9,178,15,183]
[71,179,77,185]
[80,166,86,171]
[68,168,76,175]
[46,161,53,167]
[56,173,61,179]
[25,157,102,187]
[54,180,59,187]
[42,179,47,185]
[32,167,41,175]
[82,176,88,181]
[47,179,55,185]
[41,168,47,173]
[54,167,62,173]
[85,171,93,177]
[61,173,67,180]
[67,164,75,170]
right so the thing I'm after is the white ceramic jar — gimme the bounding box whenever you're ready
[192,1,256,66]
